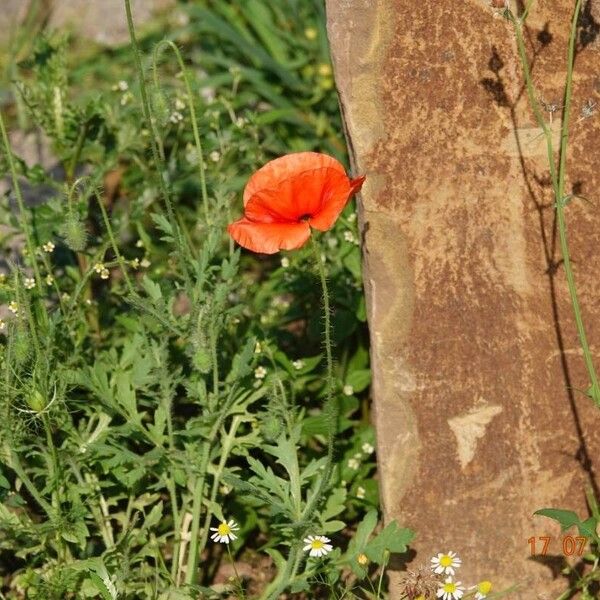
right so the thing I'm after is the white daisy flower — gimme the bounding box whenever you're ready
[280,257,290,268]
[431,551,462,576]
[42,241,55,253]
[473,581,492,599]
[292,359,304,370]
[437,577,464,600]
[210,519,239,544]
[24,277,35,289]
[254,366,267,379]
[361,442,375,455]
[303,535,333,558]
[343,385,354,396]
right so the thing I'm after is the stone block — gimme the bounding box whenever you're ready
[327,0,600,596]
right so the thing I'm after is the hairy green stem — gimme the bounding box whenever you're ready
[0,110,48,328]
[152,40,210,224]
[184,440,211,585]
[9,449,53,517]
[94,190,135,295]
[124,0,193,292]
[267,237,338,599]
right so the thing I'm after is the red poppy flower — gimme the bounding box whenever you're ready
[227,152,365,254]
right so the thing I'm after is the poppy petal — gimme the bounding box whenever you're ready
[244,167,347,224]
[243,152,346,206]
[227,218,311,254]
[309,175,365,231]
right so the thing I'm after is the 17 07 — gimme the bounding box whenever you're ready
[528,535,589,556]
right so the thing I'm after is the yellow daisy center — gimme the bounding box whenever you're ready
[443,582,457,592]
[440,555,453,567]
[217,523,232,536]
[478,581,492,594]
[311,539,324,550]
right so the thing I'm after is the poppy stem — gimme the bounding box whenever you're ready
[268,238,338,598]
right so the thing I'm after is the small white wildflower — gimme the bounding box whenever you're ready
[437,577,464,600]
[210,519,239,544]
[112,80,128,92]
[61,292,70,301]
[45,274,54,285]
[344,230,355,243]
[93,263,105,274]
[174,97,186,111]
[361,442,375,455]
[473,581,492,600]
[348,212,357,223]
[280,257,290,268]
[42,241,55,253]
[100,268,110,280]
[120,91,133,106]
[24,277,35,290]
[130,258,140,269]
[431,551,462,576]
[169,111,184,124]
[347,458,360,470]
[292,359,304,370]
[140,258,151,269]
[209,150,221,162]
[136,239,144,248]
[254,341,262,354]
[303,535,333,558]
[8,301,18,315]
[343,384,354,396]
[254,366,267,380]
[356,486,366,499]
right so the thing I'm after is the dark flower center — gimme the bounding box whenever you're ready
[299,214,311,222]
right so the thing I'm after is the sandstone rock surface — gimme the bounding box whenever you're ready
[327,0,600,597]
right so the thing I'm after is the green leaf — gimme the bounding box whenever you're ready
[535,508,599,542]
[346,369,371,393]
[142,276,162,303]
[365,521,414,564]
